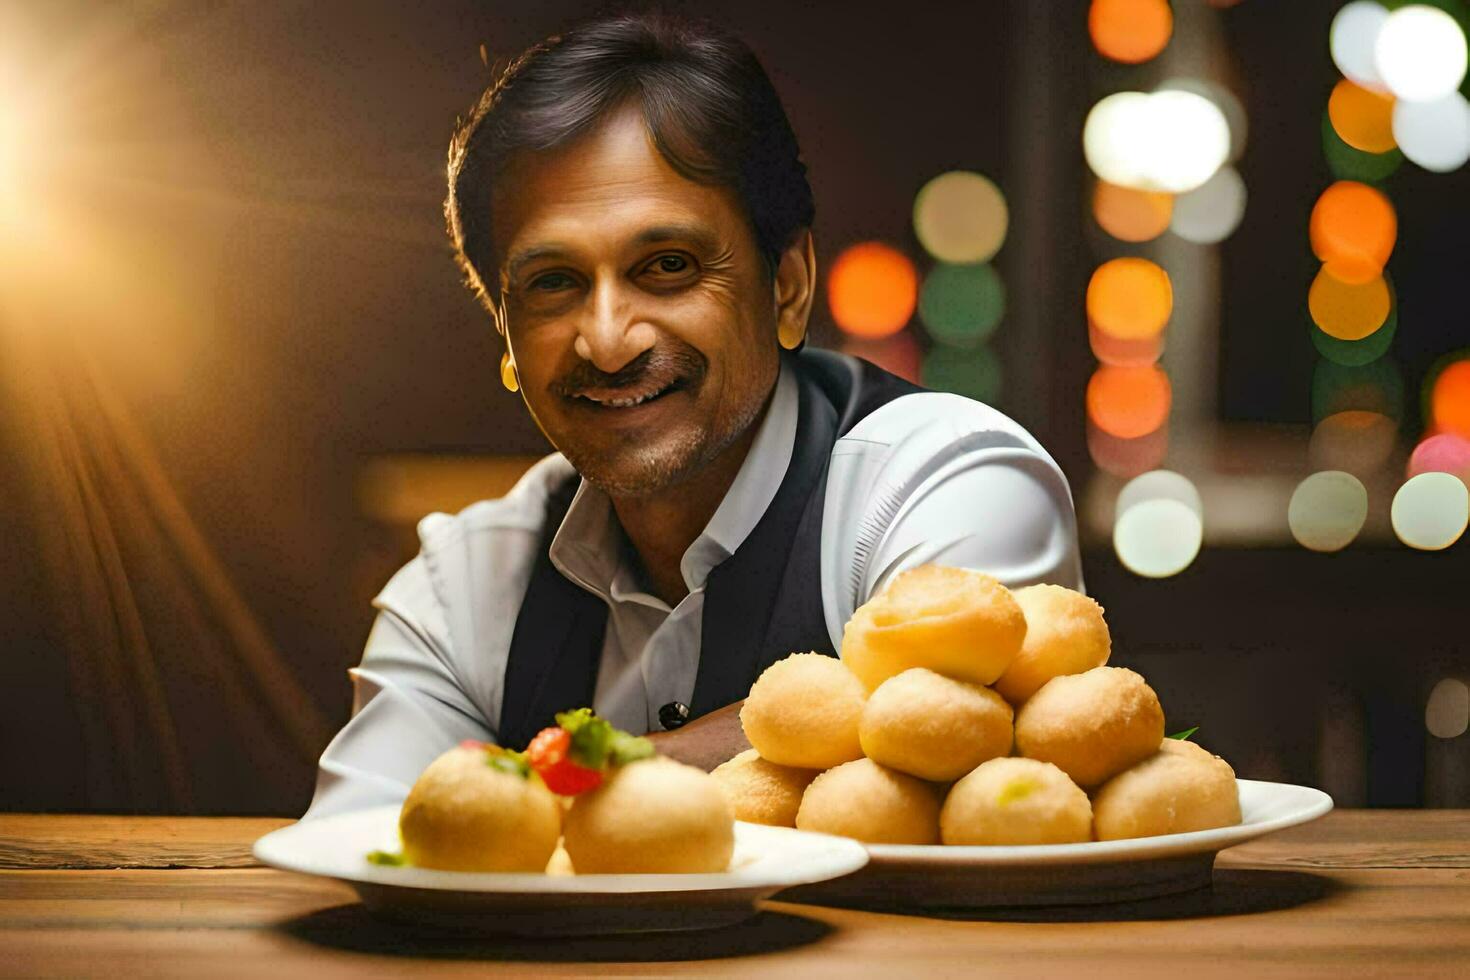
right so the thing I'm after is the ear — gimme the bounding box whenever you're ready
[775,229,817,350]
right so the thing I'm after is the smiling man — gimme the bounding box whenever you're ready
[307,11,1082,818]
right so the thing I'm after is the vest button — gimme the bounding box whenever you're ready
[658,701,690,731]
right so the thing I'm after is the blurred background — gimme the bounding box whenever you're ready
[2,0,1467,815]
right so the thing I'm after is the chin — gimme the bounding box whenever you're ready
[566,431,711,498]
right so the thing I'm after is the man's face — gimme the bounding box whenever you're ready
[490,106,781,498]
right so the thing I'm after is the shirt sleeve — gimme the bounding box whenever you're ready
[864,444,1085,600]
[302,555,493,820]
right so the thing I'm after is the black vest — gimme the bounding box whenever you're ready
[496,349,923,749]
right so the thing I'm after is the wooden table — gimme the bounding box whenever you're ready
[2,811,1467,978]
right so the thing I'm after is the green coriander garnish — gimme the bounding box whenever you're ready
[483,745,532,778]
[1167,726,1199,741]
[366,850,406,866]
[554,708,654,769]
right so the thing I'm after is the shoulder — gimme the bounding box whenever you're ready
[376,452,571,635]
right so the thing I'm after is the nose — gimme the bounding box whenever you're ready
[573,276,657,373]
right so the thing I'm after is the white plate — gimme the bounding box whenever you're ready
[778,779,1334,909]
[253,806,868,935]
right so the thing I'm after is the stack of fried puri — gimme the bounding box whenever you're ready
[713,565,1241,845]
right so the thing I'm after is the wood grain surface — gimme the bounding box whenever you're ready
[1,812,1467,978]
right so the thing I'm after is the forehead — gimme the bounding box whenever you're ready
[490,107,748,271]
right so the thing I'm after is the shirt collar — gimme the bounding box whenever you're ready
[549,360,799,604]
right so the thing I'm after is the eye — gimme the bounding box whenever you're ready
[642,252,696,280]
[529,271,575,292]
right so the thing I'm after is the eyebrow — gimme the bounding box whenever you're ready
[503,223,722,284]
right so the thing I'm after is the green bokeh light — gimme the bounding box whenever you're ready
[922,341,1003,404]
[1312,357,1404,423]
[1310,303,1398,366]
[1322,111,1404,184]
[918,263,1006,348]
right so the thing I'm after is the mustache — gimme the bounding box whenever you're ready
[550,343,706,397]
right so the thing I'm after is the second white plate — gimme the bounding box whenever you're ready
[778,778,1333,908]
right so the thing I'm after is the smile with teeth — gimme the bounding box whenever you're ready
[574,380,678,408]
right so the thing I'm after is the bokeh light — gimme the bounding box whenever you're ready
[1313,357,1404,423]
[913,171,1008,264]
[1323,110,1405,182]
[1288,470,1369,553]
[1170,165,1247,244]
[840,331,922,384]
[1428,356,1470,437]
[1090,317,1165,367]
[1391,471,1469,550]
[1308,267,1392,341]
[1089,0,1173,64]
[1375,4,1468,103]
[1425,678,1470,739]
[1311,305,1397,366]
[1408,431,1470,481]
[1117,469,1203,519]
[922,343,1003,404]
[1088,419,1169,478]
[1157,77,1248,163]
[827,242,918,338]
[1093,181,1173,242]
[1086,258,1173,340]
[1328,79,1397,154]
[918,263,1005,346]
[1309,410,1399,476]
[1309,180,1397,284]
[1086,365,1172,439]
[1392,91,1470,172]
[1332,1,1392,90]
[1083,91,1230,194]
[1113,471,1203,579]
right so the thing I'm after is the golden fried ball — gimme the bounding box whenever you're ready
[710,749,820,827]
[741,653,866,769]
[399,743,561,872]
[941,757,1093,845]
[994,584,1111,705]
[563,757,734,874]
[859,668,1014,781]
[841,565,1027,691]
[795,758,941,844]
[1093,738,1242,841]
[1014,666,1164,788]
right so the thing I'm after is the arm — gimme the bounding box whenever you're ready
[303,557,493,819]
[644,700,750,772]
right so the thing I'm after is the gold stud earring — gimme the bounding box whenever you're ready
[500,351,519,392]
[778,320,807,351]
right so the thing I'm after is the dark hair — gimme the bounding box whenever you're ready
[445,10,815,315]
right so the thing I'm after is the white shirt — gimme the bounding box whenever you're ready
[306,355,1083,819]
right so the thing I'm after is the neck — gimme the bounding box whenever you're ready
[610,399,771,607]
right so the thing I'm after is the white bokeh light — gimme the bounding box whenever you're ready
[1393,91,1470,172]
[1157,77,1248,162]
[1116,469,1203,520]
[1391,471,1469,550]
[1146,91,1231,193]
[1425,678,1470,739]
[1332,1,1391,91]
[1288,471,1369,553]
[1084,92,1155,189]
[1170,165,1247,244]
[1375,5,1468,103]
[1114,499,1203,578]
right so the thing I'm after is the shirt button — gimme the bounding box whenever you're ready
[658,701,690,731]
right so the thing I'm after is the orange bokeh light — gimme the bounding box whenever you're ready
[1089,317,1164,367]
[827,242,918,339]
[1086,365,1172,439]
[1328,79,1397,154]
[1093,181,1173,242]
[1086,258,1173,341]
[1088,418,1169,478]
[1309,181,1397,285]
[1431,359,1470,438]
[1308,266,1391,341]
[1089,0,1173,64]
